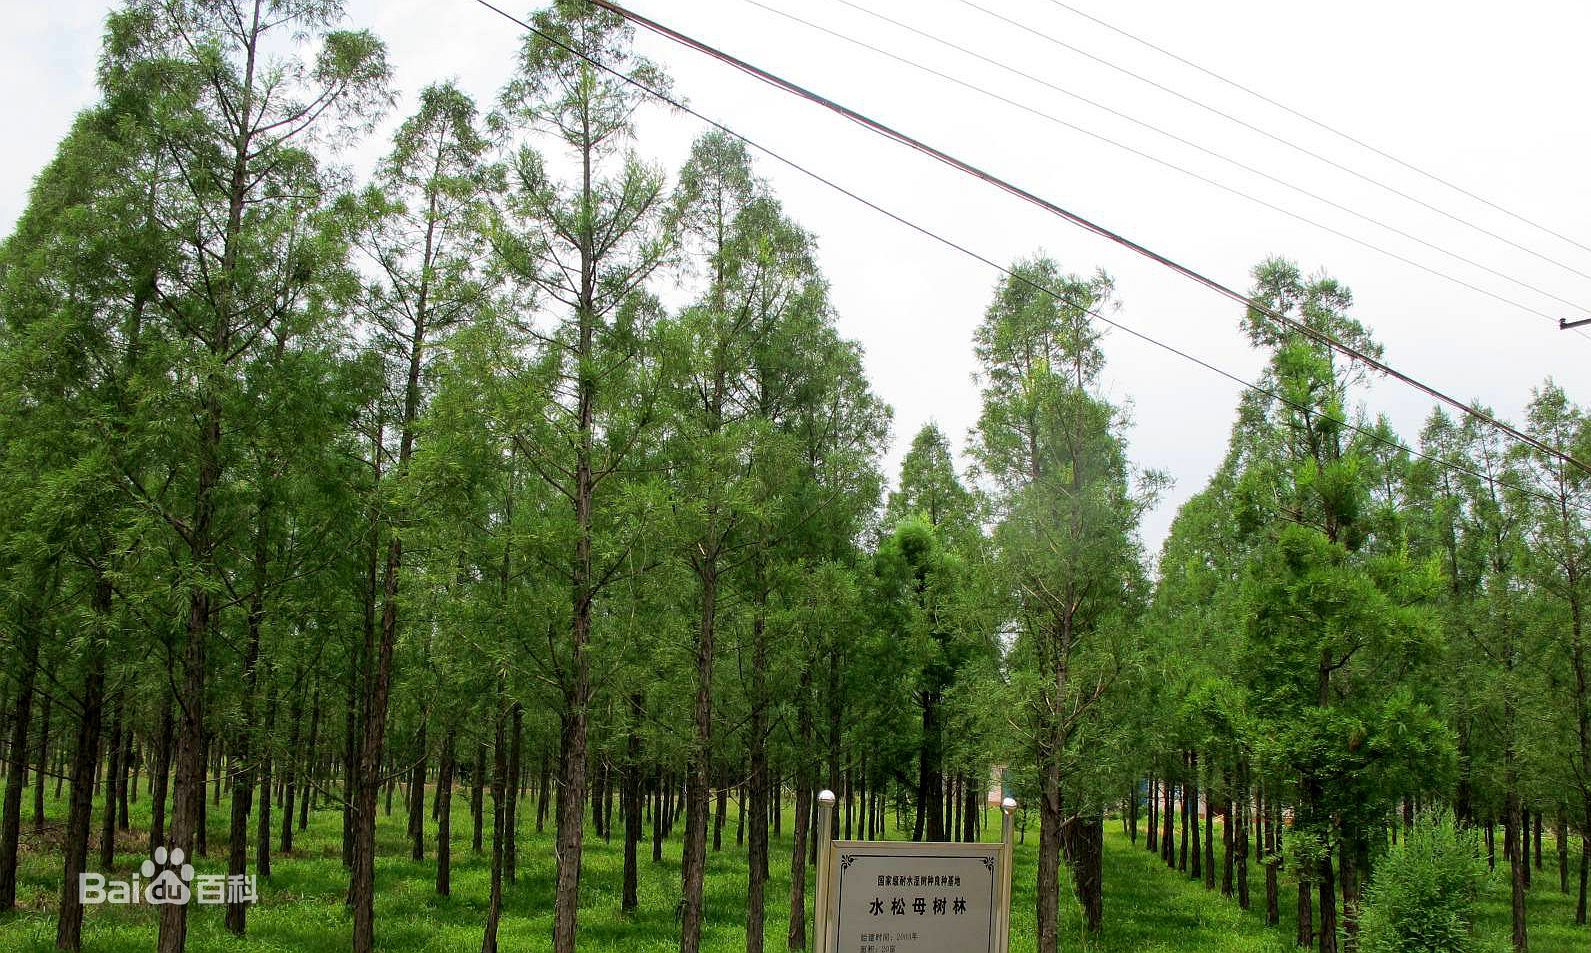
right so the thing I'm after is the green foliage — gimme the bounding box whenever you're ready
[1359,813,1492,953]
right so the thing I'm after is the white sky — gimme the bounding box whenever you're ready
[6,0,1590,556]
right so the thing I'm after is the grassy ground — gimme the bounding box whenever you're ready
[0,780,1583,951]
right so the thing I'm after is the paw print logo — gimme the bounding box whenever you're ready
[142,846,194,905]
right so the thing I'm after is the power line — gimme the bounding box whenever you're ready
[461,0,1591,515]
[742,0,1591,332]
[1038,0,1591,260]
[585,0,1591,478]
[950,0,1591,296]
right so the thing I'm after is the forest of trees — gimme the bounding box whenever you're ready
[0,3,1586,953]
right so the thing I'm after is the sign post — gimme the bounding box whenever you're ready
[813,790,1018,953]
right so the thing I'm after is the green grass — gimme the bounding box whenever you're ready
[0,781,1583,951]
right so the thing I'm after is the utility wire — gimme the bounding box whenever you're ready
[462,0,1591,516]
[743,0,1589,331]
[585,0,1591,478]
[1039,0,1591,261]
[949,0,1591,298]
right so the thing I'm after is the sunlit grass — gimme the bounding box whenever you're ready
[0,780,1582,951]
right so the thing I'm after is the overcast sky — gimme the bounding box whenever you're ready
[6,0,1589,556]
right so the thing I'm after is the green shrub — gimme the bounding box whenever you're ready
[1359,811,1491,953]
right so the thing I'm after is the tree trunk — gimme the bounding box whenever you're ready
[1318,851,1338,953]
[1036,743,1063,953]
[437,728,455,896]
[787,781,811,952]
[1507,789,1528,952]
[409,721,428,861]
[747,586,770,953]
[100,697,123,871]
[0,609,39,912]
[57,578,106,953]
[280,682,302,855]
[1147,775,1158,853]
[622,694,643,912]
[1204,789,1215,891]
[1265,793,1280,926]
[299,684,318,834]
[32,683,51,833]
[1297,859,1314,949]
[256,685,276,879]
[535,753,550,835]
[1161,767,1175,867]
[505,704,522,883]
[117,723,132,829]
[1221,794,1234,897]
[1180,753,1191,873]
[481,702,507,953]
[681,559,719,953]
[787,663,814,953]
[715,777,727,852]
[1237,771,1251,911]
[1188,751,1202,881]
[150,698,173,856]
[472,743,485,853]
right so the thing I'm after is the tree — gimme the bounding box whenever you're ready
[344,78,488,952]
[1515,381,1591,925]
[490,4,672,947]
[969,257,1155,945]
[1238,258,1446,953]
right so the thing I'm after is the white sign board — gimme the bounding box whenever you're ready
[812,794,1017,953]
[824,843,1005,953]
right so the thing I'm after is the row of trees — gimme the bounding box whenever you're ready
[0,2,1156,953]
[1,4,1585,953]
[1135,259,1590,953]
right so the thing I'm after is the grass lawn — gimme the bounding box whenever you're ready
[0,781,1584,951]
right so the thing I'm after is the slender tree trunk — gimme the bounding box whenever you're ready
[437,728,455,896]
[280,682,302,855]
[918,689,945,843]
[1162,766,1175,867]
[622,694,643,912]
[1318,851,1338,953]
[472,743,485,853]
[117,723,132,829]
[681,558,719,953]
[1189,751,1202,881]
[99,697,123,871]
[1237,768,1251,911]
[787,665,814,953]
[1180,752,1191,873]
[747,584,770,953]
[1297,859,1314,949]
[256,685,276,879]
[505,704,522,883]
[535,753,550,834]
[33,683,51,833]
[1508,788,1528,952]
[652,771,665,863]
[57,577,107,953]
[1266,792,1280,926]
[1204,788,1215,892]
[299,684,318,834]
[0,607,40,912]
[715,776,727,852]
[409,721,428,861]
[1222,790,1234,898]
[482,702,507,953]
[1147,775,1158,853]
[150,698,172,855]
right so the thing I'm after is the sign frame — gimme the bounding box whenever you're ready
[812,790,1017,953]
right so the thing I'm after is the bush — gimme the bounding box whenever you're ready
[1359,810,1491,953]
